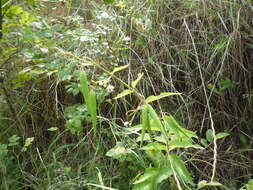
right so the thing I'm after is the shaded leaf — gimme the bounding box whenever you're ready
[216,132,229,140]
[169,153,193,184]
[168,139,203,151]
[164,116,197,139]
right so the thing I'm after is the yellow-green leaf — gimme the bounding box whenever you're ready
[141,142,167,151]
[131,73,144,88]
[114,89,133,99]
[21,137,34,152]
[110,64,129,75]
[145,92,181,103]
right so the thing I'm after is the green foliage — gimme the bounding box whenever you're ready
[1,0,252,189]
[80,72,97,136]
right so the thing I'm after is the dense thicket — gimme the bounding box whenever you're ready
[0,0,253,189]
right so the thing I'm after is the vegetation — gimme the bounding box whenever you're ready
[0,0,253,189]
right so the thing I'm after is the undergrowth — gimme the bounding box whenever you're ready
[0,0,253,189]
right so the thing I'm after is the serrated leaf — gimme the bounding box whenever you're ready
[132,73,144,88]
[110,64,129,75]
[169,153,193,184]
[145,92,181,103]
[114,89,133,99]
[141,142,167,151]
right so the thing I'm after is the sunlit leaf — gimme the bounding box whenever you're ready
[48,127,58,132]
[21,137,34,152]
[145,92,181,103]
[132,73,144,88]
[141,142,166,151]
[114,89,133,99]
[110,64,129,75]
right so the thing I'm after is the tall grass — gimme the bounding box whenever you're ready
[0,0,253,189]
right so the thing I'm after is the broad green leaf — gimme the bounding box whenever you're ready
[169,153,193,184]
[216,132,229,140]
[168,139,203,151]
[141,142,166,151]
[148,106,166,136]
[114,89,133,99]
[206,129,213,143]
[132,73,144,88]
[133,166,172,190]
[145,92,181,103]
[133,167,157,184]
[164,116,197,139]
[106,142,130,161]
[110,64,129,75]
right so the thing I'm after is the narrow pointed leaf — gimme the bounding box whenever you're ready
[110,64,129,75]
[145,92,181,103]
[114,89,133,99]
[132,73,144,88]
[89,90,97,135]
[80,72,90,104]
[141,105,149,146]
